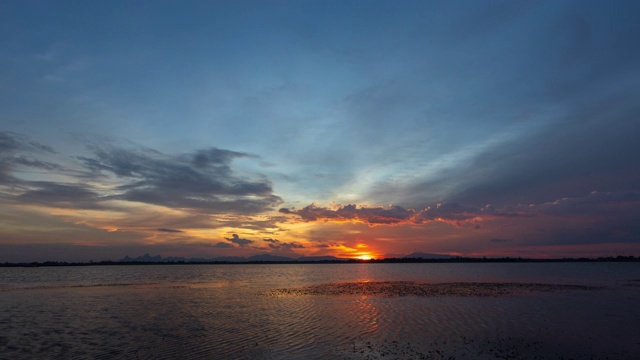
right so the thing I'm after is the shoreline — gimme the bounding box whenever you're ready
[2,255,639,267]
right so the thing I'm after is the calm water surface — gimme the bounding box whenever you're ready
[1,263,639,359]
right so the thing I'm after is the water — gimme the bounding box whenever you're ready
[1,263,639,359]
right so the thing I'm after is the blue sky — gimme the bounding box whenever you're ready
[1,0,639,262]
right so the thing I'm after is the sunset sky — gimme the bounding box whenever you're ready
[1,0,640,262]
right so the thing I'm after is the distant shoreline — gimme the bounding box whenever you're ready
[2,256,638,267]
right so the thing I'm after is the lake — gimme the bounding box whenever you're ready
[1,263,639,359]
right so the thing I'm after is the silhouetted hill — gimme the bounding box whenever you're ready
[297,256,346,262]
[403,252,454,259]
[247,254,295,262]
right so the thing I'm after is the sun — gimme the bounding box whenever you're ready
[355,254,373,261]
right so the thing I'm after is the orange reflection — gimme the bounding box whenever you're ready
[354,297,380,334]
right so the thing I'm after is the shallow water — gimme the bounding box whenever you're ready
[1,263,639,359]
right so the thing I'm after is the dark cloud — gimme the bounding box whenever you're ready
[262,238,304,250]
[79,145,281,214]
[357,2,640,211]
[224,234,253,246]
[157,228,183,233]
[453,191,640,248]
[531,191,640,217]
[383,89,640,210]
[1,133,282,218]
[516,191,640,247]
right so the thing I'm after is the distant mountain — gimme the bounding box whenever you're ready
[403,252,454,259]
[297,256,346,262]
[209,256,246,263]
[247,254,295,262]
[122,253,166,262]
[121,254,239,263]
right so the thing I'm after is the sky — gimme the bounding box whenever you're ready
[1,0,640,262]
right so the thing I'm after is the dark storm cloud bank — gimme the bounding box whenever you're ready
[369,88,640,215]
[462,98,639,207]
[0,132,281,214]
[358,1,640,210]
[519,191,640,246]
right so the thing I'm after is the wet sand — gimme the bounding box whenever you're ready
[262,280,603,298]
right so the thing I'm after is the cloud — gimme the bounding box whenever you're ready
[513,191,640,246]
[157,228,183,233]
[13,181,104,209]
[279,202,498,226]
[190,148,256,168]
[0,131,55,154]
[11,156,68,172]
[532,191,640,217]
[0,131,58,184]
[224,234,253,246]
[280,192,640,249]
[1,133,282,216]
[262,238,304,250]
[78,144,282,214]
[280,204,417,225]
